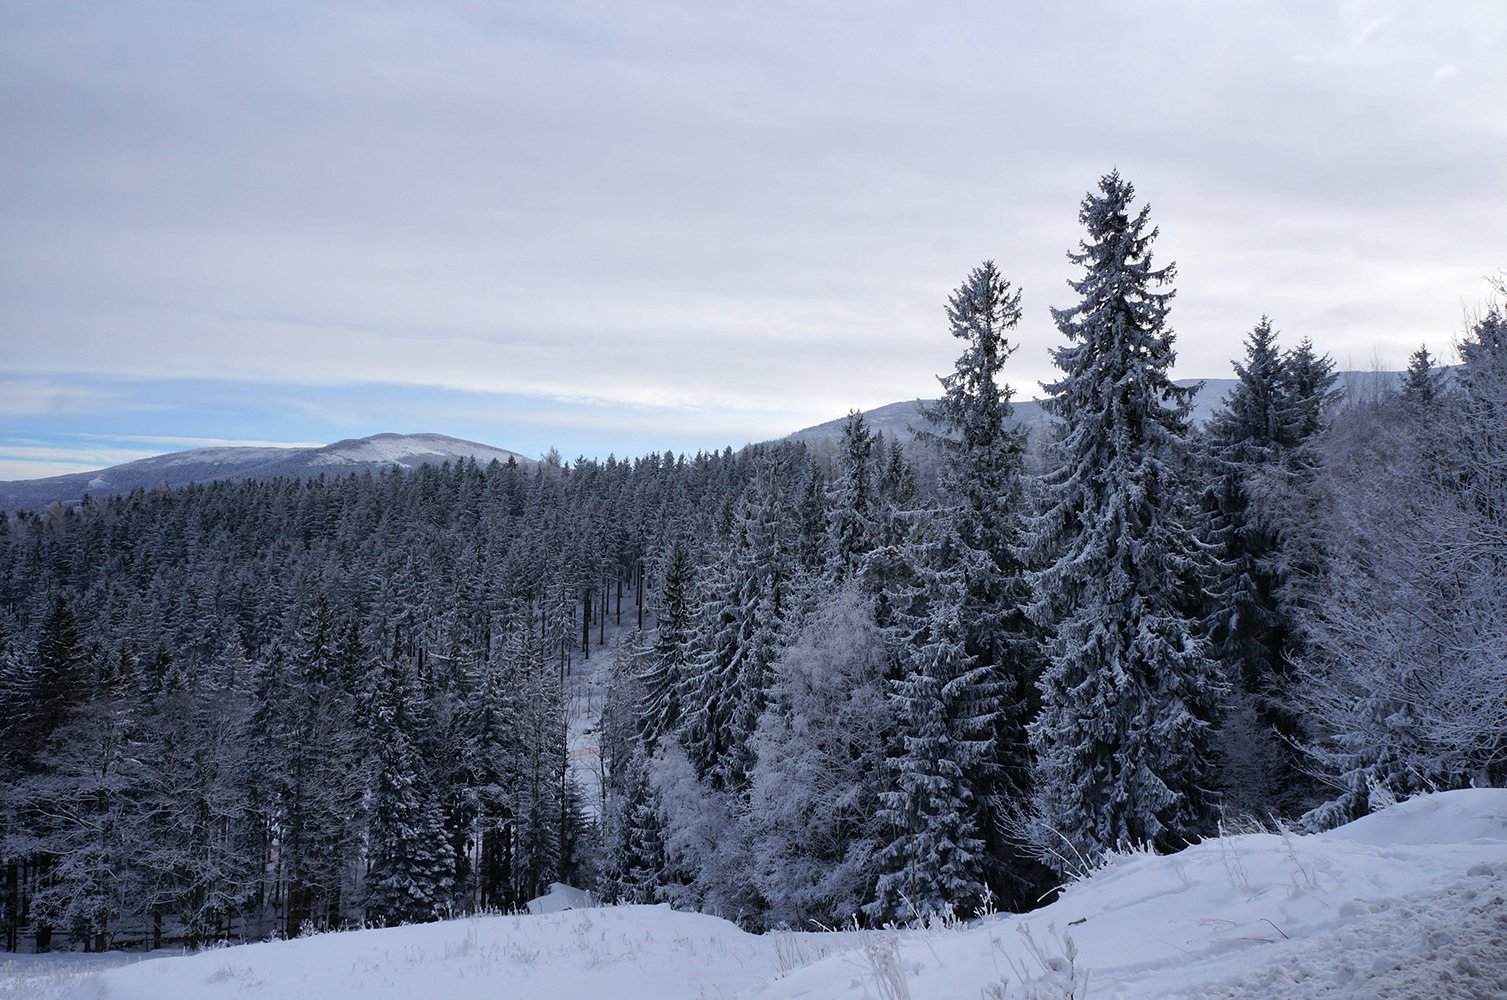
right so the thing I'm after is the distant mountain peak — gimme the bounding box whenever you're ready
[0,433,533,510]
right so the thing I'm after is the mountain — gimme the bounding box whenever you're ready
[785,370,1404,449]
[784,378,1231,449]
[0,433,532,510]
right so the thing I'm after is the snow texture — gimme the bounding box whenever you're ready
[8,788,1502,1000]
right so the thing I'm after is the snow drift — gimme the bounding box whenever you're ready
[41,788,1507,1000]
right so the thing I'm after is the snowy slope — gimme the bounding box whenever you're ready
[56,905,860,1000]
[753,788,1507,1000]
[0,433,532,509]
[784,370,1411,451]
[32,789,1505,1000]
[306,433,527,470]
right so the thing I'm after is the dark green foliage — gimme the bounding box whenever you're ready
[1027,172,1222,871]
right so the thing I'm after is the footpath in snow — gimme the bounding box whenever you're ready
[13,788,1505,1000]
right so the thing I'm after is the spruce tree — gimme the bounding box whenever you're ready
[637,538,694,749]
[1026,171,1221,872]
[869,524,993,922]
[363,654,453,926]
[1402,343,1444,408]
[678,452,798,793]
[917,260,1039,901]
[1200,317,1298,814]
[827,412,877,581]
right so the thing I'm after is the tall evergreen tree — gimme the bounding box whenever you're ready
[637,538,694,749]
[917,260,1040,902]
[1200,317,1303,814]
[1026,172,1221,872]
[1402,343,1444,408]
[869,523,993,922]
[827,412,877,582]
[363,654,453,926]
[679,452,799,793]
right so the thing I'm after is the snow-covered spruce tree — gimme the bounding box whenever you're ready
[600,747,668,904]
[14,643,149,953]
[1199,317,1312,816]
[363,654,453,927]
[1279,338,1343,448]
[1026,171,1221,873]
[461,613,527,913]
[916,260,1040,902]
[637,537,695,750]
[599,629,670,904]
[1402,343,1445,409]
[1454,300,1507,527]
[137,634,259,947]
[272,597,365,936]
[678,449,800,794]
[868,521,995,922]
[827,411,878,582]
[503,619,567,905]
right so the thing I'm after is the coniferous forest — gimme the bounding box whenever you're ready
[3,172,1504,952]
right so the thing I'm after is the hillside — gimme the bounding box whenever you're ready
[16,788,1502,1000]
[784,370,1407,449]
[0,433,532,510]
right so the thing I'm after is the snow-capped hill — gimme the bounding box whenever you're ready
[309,433,527,470]
[785,370,1409,451]
[0,434,533,510]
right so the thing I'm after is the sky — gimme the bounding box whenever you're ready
[3,1,1505,480]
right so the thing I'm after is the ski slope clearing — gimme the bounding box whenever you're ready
[30,789,1507,1000]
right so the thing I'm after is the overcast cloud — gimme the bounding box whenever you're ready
[2,1,1505,477]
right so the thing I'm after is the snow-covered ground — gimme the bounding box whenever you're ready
[24,905,860,1000]
[753,787,1507,999]
[8,789,1503,1000]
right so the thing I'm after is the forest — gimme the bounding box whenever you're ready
[2,172,1503,952]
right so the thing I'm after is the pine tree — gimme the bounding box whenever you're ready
[507,620,565,903]
[1026,172,1221,872]
[601,748,667,904]
[273,598,364,936]
[138,633,258,947]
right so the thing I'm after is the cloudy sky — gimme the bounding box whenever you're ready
[3,1,1504,479]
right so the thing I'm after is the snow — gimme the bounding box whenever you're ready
[751,787,1507,1000]
[525,882,596,914]
[44,905,859,1000]
[309,433,525,469]
[155,446,291,469]
[12,789,1504,1000]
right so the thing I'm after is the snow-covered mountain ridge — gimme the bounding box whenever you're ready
[0,369,1409,510]
[0,433,532,510]
[785,369,1407,449]
[21,788,1503,1000]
